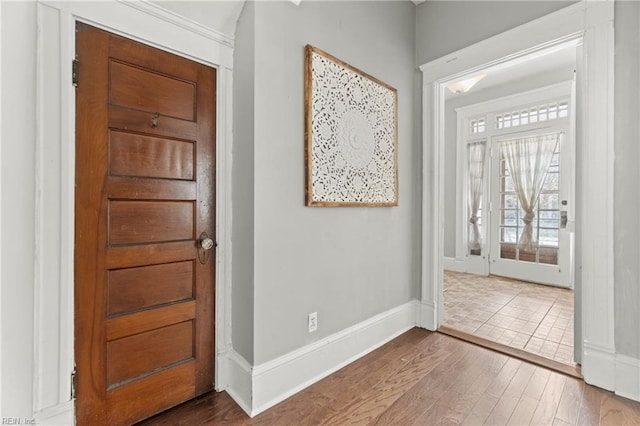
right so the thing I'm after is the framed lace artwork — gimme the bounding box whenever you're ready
[304,45,398,207]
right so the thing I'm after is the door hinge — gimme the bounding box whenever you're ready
[72,57,79,87]
[70,368,77,399]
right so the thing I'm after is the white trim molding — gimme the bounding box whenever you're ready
[34,0,234,422]
[442,257,466,273]
[223,301,419,417]
[219,349,253,416]
[420,0,618,396]
[582,342,616,391]
[615,354,640,402]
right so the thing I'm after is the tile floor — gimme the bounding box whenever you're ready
[442,270,576,366]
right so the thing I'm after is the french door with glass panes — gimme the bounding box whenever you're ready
[488,125,572,287]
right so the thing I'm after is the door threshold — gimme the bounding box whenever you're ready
[438,325,582,379]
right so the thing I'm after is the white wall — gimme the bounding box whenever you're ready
[443,67,575,258]
[1,1,37,417]
[234,0,420,365]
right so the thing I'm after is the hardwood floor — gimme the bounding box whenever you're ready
[138,328,640,425]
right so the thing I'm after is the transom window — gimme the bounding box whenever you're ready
[496,100,568,130]
[470,118,486,134]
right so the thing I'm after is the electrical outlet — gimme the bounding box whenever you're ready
[308,312,318,333]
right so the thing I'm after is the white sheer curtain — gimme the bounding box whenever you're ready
[501,133,560,252]
[467,141,486,252]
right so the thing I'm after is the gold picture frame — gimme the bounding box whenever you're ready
[304,45,398,207]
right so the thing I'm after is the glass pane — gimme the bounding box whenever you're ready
[504,175,515,192]
[543,172,559,191]
[502,193,518,209]
[497,116,503,129]
[539,193,559,210]
[539,228,559,247]
[512,111,520,126]
[530,107,538,123]
[548,103,558,119]
[504,113,511,128]
[519,209,527,225]
[548,153,560,173]
[501,160,510,176]
[521,109,529,125]
[559,102,569,118]
[539,210,560,220]
[539,106,548,121]
[502,209,518,226]
[501,227,518,243]
[540,219,559,228]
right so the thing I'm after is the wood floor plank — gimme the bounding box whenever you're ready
[139,391,247,426]
[310,328,421,406]
[460,392,500,425]
[138,329,640,426]
[376,342,484,425]
[246,389,338,426]
[522,366,552,400]
[372,351,470,424]
[484,361,536,424]
[508,394,540,425]
[432,347,504,425]
[600,393,640,425]
[530,371,567,425]
[319,336,462,425]
[441,356,507,424]
[554,376,584,425]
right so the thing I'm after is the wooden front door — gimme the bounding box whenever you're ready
[74,23,216,425]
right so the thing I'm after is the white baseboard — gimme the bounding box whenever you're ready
[34,400,74,426]
[220,349,253,416]
[583,341,616,391]
[615,354,640,402]
[442,256,466,273]
[419,300,436,331]
[246,300,418,417]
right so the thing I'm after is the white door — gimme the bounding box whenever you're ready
[488,124,573,287]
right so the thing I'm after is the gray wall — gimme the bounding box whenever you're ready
[443,67,575,258]
[233,0,420,364]
[416,1,577,65]
[232,0,256,364]
[614,1,640,359]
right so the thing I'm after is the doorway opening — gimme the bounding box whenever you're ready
[421,0,615,393]
[436,39,581,373]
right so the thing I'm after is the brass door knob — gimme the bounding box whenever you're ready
[197,232,215,264]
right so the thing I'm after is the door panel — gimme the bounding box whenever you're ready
[75,23,216,425]
[488,129,571,287]
[109,132,195,180]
